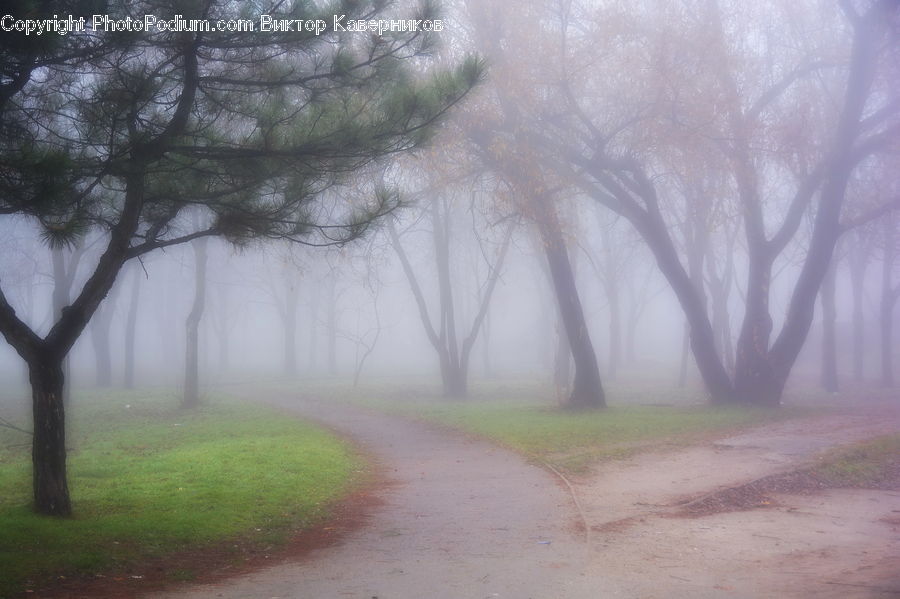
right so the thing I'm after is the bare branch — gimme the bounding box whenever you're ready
[0,416,33,436]
[841,196,900,233]
[746,61,832,124]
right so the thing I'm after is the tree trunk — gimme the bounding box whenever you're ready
[707,241,736,375]
[432,199,465,398]
[882,216,898,387]
[283,279,299,377]
[439,349,468,397]
[553,311,572,389]
[848,229,869,383]
[732,248,779,404]
[624,208,734,402]
[678,320,690,387]
[533,196,605,409]
[482,308,493,378]
[90,277,119,387]
[183,238,208,408]
[51,249,74,403]
[90,304,114,387]
[326,272,337,375]
[29,355,71,516]
[765,3,889,401]
[625,314,638,366]
[123,264,141,389]
[606,282,621,380]
[820,257,839,392]
[0,168,146,517]
[709,284,735,376]
[307,281,319,372]
[214,287,231,374]
[881,293,896,388]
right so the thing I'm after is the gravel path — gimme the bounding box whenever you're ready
[150,396,604,599]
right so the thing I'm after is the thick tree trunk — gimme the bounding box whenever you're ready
[733,253,780,405]
[183,238,208,408]
[123,263,141,389]
[439,349,468,398]
[534,197,605,409]
[709,283,735,375]
[30,356,71,516]
[676,206,708,388]
[820,258,839,392]
[553,308,572,388]
[707,242,735,375]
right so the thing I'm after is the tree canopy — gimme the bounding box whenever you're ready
[0,0,481,516]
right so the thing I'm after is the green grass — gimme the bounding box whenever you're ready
[812,433,900,488]
[0,390,360,597]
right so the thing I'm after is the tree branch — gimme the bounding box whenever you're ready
[0,416,33,436]
[840,196,900,233]
[746,61,832,124]
[126,227,220,258]
[0,282,41,362]
[386,218,442,350]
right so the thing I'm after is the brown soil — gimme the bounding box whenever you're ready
[673,462,900,518]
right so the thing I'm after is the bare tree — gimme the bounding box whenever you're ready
[89,276,119,388]
[819,254,840,392]
[183,238,208,408]
[506,0,899,405]
[336,244,385,388]
[881,214,900,387]
[123,263,141,390]
[847,227,875,382]
[389,192,516,398]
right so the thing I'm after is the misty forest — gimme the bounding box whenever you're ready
[1,0,899,597]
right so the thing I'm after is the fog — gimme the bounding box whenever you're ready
[0,188,895,401]
[1,0,899,593]
[0,4,892,412]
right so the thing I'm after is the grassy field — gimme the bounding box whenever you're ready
[374,401,804,472]
[812,433,900,488]
[0,389,360,597]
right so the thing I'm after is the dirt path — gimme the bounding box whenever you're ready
[573,405,900,598]
[149,396,603,599]
[151,400,900,599]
